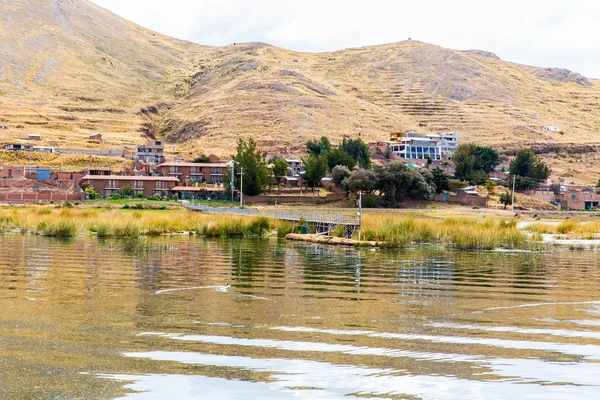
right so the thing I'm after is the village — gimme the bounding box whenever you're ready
[1,129,600,211]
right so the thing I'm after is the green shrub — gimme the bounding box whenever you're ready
[363,195,377,208]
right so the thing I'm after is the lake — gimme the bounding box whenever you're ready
[1,234,600,399]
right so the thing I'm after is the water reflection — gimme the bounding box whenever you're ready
[1,234,600,399]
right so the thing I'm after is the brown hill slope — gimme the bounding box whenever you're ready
[1,0,600,182]
[0,0,206,148]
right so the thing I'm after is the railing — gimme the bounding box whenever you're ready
[187,205,360,228]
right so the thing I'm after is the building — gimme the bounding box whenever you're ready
[87,168,113,176]
[82,175,179,198]
[136,141,165,164]
[28,134,42,141]
[285,159,303,176]
[89,133,103,142]
[4,144,33,151]
[157,162,229,185]
[172,185,227,201]
[0,165,25,178]
[384,131,459,162]
[561,191,600,210]
[32,146,56,154]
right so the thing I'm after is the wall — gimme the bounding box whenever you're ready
[244,193,348,204]
[0,192,84,203]
[434,193,487,207]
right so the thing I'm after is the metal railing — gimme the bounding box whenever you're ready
[187,205,360,228]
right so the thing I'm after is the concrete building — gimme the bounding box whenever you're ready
[136,141,165,164]
[285,159,303,176]
[4,144,33,151]
[157,162,228,185]
[82,175,179,198]
[32,146,56,154]
[384,132,459,161]
[28,134,41,141]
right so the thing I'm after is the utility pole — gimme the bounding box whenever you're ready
[357,191,363,241]
[239,167,244,207]
[511,174,516,212]
[230,164,235,203]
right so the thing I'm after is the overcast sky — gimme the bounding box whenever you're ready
[91,0,600,78]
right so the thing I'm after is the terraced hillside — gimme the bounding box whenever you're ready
[1,0,599,182]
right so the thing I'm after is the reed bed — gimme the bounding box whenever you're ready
[357,214,530,250]
[0,207,278,238]
[525,220,600,240]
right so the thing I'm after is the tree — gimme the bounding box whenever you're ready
[373,162,436,205]
[331,165,351,185]
[326,148,355,171]
[453,143,500,181]
[485,180,497,205]
[431,167,450,193]
[473,146,500,174]
[302,155,328,193]
[194,154,211,163]
[231,137,269,196]
[340,138,371,168]
[595,180,600,188]
[453,144,477,181]
[499,192,513,209]
[306,136,332,157]
[509,148,551,189]
[271,158,290,195]
[344,169,376,194]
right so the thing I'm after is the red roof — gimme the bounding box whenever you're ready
[172,186,226,192]
[158,162,229,168]
[82,175,179,181]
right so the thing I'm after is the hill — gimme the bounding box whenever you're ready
[1,0,599,183]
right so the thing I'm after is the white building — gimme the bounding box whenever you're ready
[385,132,459,161]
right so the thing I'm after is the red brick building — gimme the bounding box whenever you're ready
[82,175,179,198]
[157,162,229,185]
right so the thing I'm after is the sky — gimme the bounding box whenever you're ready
[91,0,600,78]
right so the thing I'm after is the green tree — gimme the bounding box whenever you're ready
[373,162,436,205]
[231,137,269,196]
[453,144,477,181]
[271,158,290,195]
[331,165,351,185]
[509,148,551,189]
[344,169,376,194]
[595,180,600,188]
[473,146,500,173]
[326,148,355,170]
[431,167,450,193]
[193,154,211,163]
[499,192,513,209]
[302,155,328,193]
[306,136,332,157]
[453,143,500,181]
[340,138,371,168]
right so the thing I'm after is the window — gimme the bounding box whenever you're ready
[572,194,577,199]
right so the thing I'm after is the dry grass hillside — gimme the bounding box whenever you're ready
[1,0,600,182]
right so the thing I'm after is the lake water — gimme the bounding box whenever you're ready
[1,235,600,399]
